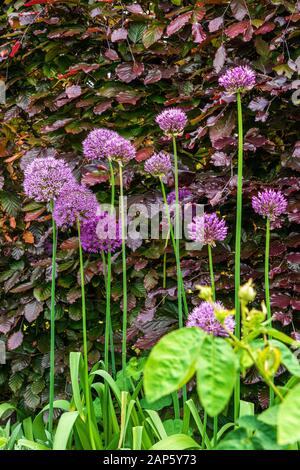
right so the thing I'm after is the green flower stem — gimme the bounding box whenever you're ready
[207,244,218,443]
[202,411,207,450]
[119,162,127,389]
[77,219,96,450]
[207,245,216,302]
[48,200,57,435]
[172,136,183,328]
[234,91,243,423]
[265,217,274,406]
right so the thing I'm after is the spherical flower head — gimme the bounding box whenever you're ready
[187,301,235,337]
[53,183,99,228]
[167,187,192,205]
[144,152,172,178]
[252,189,287,221]
[23,157,75,202]
[188,213,228,247]
[218,66,256,94]
[155,108,188,136]
[81,212,121,254]
[104,135,136,164]
[83,128,118,160]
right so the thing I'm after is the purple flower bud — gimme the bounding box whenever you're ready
[188,213,228,247]
[219,66,256,94]
[187,301,235,337]
[252,189,287,221]
[155,108,188,136]
[53,183,99,228]
[23,157,75,202]
[144,152,172,177]
[81,211,121,254]
[104,135,136,164]
[83,128,119,160]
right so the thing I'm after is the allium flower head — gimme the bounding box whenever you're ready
[167,188,192,205]
[104,135,136,164]
[53,183,98,228]
[81,212,121,253]
[252,189,287,221]
[187,301,235,337]
[23,157,75,202]
[188,213,228,247]
[144,152,172,177]
[155,108,188,136]
[83,128,118,160]
[218,66,256,94]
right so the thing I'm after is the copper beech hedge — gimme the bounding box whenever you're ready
[0,0,299,411]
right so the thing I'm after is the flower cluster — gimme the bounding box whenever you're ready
[156,108,188,136]
[218,66,256,94]
[188,213,228,247]
[252,189,287,221]
[144,152,172,177]
[53,183,99,228]
[81,211,121,254]
[167,188,192,205]
[83,128,118,160]
[23,157,75,202]
[187,301,235,337]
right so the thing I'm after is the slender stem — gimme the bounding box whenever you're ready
[265,217,274,406]
[208,244,218,442]
[48,200,57,435]
[159,178,188,317]
[172,136,183,329]
[119,162,127,389]
[207,245,216,302]
[77,219,96,450]
[234,91,243,423]
[202,411,207,449]
[108,159,116,377]
[163,250,167,290]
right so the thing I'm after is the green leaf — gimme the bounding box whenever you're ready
[33,284,51,301]
[0,403,15,420]
[144,327,205,403]
[278,383,300,445]
[53,411,79,450]
[269,340,300,377]
[0,191,21,216]
[18,439,49,450]
[142,24,164,49]
[128,23,147,43]
[150,434,200,450]
[197,336,237,417]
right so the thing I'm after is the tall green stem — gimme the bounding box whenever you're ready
[172,136,183,328]
[234,91,243,422]
[160,178,188,318]
[207,245,216,302]
[265,217,274,406]
[48,200,57,434]
[77,219,96,450]
[119,162,127,389]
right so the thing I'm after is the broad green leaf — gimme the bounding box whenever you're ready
[269,340,300,377]
[53,411,79,450]
[0,403,15,420]
[144,327,205,403]
[150,434,200,450]
[197,336,237,417]
[18,439,49,450]
[70,352,84,417]
[278,383,300,445]
[239,400,255,417]
[128,23,147,43]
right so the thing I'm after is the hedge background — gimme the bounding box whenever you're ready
[0,0,299,413]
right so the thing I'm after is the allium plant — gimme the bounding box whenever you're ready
[81,212,121,254]
[252,189,287,406]
[83,128,118,160]
[219,65,256,422]
[144,152,172,178]
[53,182,99,449]
[23,157,75,435]
[156,108,188,137]
[187,301,235,337]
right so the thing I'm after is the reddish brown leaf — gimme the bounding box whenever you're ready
[225,20,249,39]
[8,331,24,351]
[111,28,128,42]
[93,100,112,115]
[116,62,144,83]
[166,12,192,37]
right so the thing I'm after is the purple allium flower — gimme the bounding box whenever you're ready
[167,187,192,205]
[252,189,287,221]
[187,301,235,337]
[144,152,172,177]
[23,157,75,202]
[81,212,121,253]
[155,108,188,136]
[218,66,256,94]
[104,135,136,164]
[83,128,118,160]
[53,183,99,228]
[188,213,228,247]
